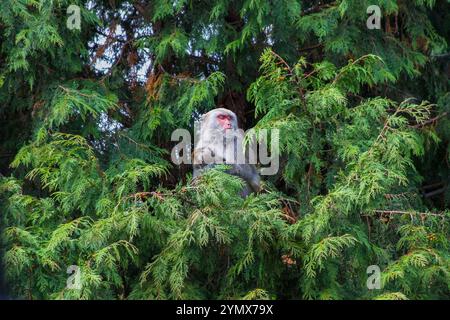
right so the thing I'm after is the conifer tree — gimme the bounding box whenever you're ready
[0,0,449,299]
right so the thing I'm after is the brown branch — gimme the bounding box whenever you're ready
[424,187,446,198]
[298,43,323,53]
[132,1,152,21]
[58,86,97,98]
[422,182,444,190]
[411,112,448,129]
[302,2,337,15]
[129,191,165,201]
[189,55,219,65]
[270,51,293,74]
[332,54,374,85]
[384,192,412,199]
[281,213,297,224]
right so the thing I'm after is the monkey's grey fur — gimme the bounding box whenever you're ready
[193,108,260,197]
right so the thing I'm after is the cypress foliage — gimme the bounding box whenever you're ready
[0,0,449,299]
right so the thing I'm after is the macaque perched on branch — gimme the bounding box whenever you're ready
[193,108,261,197]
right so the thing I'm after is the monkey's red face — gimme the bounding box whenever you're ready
[217,114,233,131]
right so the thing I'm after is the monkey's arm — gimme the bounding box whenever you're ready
[192,146,224,179]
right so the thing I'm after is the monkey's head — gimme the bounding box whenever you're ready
[201,108,238,133]
[194,108,242,164]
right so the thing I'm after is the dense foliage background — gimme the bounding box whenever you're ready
[0,0,449,300]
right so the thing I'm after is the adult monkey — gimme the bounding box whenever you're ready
[193,108,260,197]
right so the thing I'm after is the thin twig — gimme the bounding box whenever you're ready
[371,210,444,217]
[270,51,293,74]
[411,112,448,128]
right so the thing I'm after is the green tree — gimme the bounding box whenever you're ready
[0,0,449,299]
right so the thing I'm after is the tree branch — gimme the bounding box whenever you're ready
[370,209,444,217]
[411,112,448,128]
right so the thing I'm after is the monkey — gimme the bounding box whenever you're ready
[193,108,260,197]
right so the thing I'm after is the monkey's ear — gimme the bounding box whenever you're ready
[200,114,207,123]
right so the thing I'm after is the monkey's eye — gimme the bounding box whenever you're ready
[217,115,227,120]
